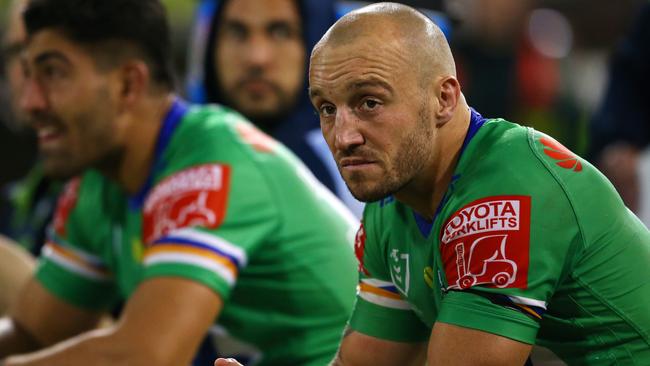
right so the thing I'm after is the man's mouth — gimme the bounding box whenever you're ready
[339,157,377,171]
[35,125,64,146]
[237,78,277,96]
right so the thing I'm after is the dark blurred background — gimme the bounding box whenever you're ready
[0,0,645,185]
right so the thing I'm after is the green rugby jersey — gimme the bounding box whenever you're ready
[351,109,650,365]
[36,99,358,365]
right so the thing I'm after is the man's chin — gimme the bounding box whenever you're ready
[42,159,84,180]
[237,100,284,120]
[346,182,392,203]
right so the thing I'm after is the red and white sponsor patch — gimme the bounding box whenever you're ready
[53,178,81,236]
[439,196,531,290]
[354,221,370,275]
[142,164,231,244]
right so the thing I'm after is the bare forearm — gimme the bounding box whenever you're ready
[331,329,427,366]
[3,327,155,366]
[0,318,41,358]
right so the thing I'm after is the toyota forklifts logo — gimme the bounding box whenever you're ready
[440,196,531,290]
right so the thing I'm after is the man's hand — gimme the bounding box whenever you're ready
[214,358,243,366]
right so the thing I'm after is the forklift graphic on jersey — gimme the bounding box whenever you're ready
[454,234,517,289]
[153,191,217,239]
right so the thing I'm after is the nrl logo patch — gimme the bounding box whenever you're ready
[389,249,410,295]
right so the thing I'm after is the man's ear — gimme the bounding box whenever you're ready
[434,76,461,126]
[113,60,151,110]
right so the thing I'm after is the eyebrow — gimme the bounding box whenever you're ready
[222,18,299,28]
[221,19,245,28]
[308,78,394,100]
[33,50,71,66]
[350,79,394,94]
[308,87,321,100]
[267,20,301,29]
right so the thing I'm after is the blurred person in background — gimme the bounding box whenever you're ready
[0,0,50,315]
[589,2,650,215]
[186,0,364,217]
[0,0,37,187]
[0,0,357,365]
[0,0,62,255]
[449,0,586,154]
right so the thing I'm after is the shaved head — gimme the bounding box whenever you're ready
[312,2,455,83]
[309,2,468,205]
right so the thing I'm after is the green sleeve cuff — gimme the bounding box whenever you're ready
[36,260,117,311]
[437,291,539,344]
[349,297,430,343]
[142,263,231,300]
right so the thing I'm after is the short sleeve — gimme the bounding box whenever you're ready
[36,178,118,310]
[140,162,278,301]
[348,211,430,343]
[436,194,576,344]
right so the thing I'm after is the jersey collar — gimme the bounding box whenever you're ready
[128,97,190,209]
[412,107,487,238]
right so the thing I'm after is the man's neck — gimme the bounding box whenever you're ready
[102,93,176,195]
[396,106,471,220]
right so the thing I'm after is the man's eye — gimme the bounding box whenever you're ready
[223,24,247,41]
[320,105,336,117]
[269,23,296,40]
[39,64,65,80]
[44,65,58,77]
[361,99,380,111]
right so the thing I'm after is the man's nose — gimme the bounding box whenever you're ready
[20,77,48,115]
[245,34,273,67]
[334,109,364,151]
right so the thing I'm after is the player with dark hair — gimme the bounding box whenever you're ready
[0,1,357,365]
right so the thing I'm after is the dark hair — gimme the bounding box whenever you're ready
[23,0,175,90]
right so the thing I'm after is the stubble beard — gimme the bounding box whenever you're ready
[221,69,299,130]
[344,106,433,202]
[42,88,122,180]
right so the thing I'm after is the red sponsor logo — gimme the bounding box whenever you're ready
[354,222,370,275]
[440,196,531,290]
[540,136,582,172]
[52,178,81,236]
[142,164,230,244]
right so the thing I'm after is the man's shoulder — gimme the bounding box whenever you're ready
[167,104,293,168]
[173,104,251,150]
[461,120,582,194]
